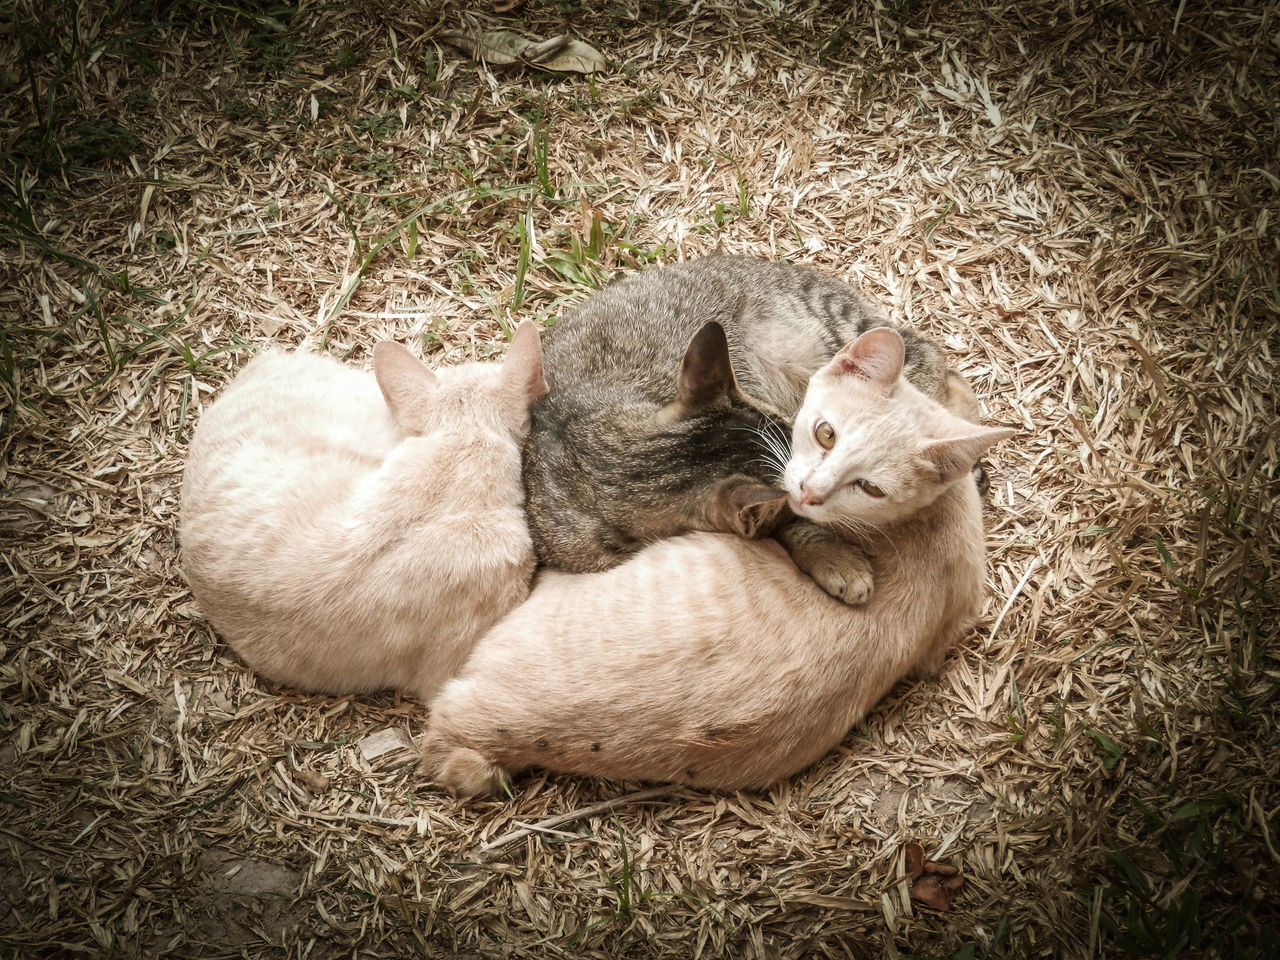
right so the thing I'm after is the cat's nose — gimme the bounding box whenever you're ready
[798,483,824,507]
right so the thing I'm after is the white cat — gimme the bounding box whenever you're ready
[179,321,546,700]
[422,328,1013,794]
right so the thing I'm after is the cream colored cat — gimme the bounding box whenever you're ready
[179,321,547,700]
[422,328,1012,794]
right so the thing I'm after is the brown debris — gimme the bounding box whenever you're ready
[905,842,965,911]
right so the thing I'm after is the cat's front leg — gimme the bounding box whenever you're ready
[774,518,875,605]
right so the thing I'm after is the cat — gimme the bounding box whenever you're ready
[522,253,979,604]
[179,321,547,701]
[422,327,1014,795]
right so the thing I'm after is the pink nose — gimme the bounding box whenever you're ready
[799,483,824,507]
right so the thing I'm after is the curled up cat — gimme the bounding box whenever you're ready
[422,327,1014,795]
[179,321,546,701]
[522,253,982,605]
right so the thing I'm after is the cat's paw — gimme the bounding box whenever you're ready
[775,519,876,605]
[810,552,875,605]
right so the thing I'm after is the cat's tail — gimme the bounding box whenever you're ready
[420,727,508,798]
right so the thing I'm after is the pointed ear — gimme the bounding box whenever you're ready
[669,321,739,418]
[826,327,905,387]
[703,478,789,539]
[502,320,548,402]
[374,341,437,429]
[922,426,1015,482]
[943,370,981,423]
[729,484,790,539]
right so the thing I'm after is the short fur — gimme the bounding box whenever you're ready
[523,254,970,602]
[424,328,1013,795]
[179,322,547,700]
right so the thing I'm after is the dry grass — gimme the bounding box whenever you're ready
[2,0,1277,957]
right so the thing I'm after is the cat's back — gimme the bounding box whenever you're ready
[190,349,391,451]
[427,524,965,791]
[181,348,400,564]
[485,533,855,676]
[185,350,396,489]
[541,255,943,411]
[428,484,988,792]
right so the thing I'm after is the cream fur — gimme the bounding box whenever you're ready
[423,328,1012,795]
[179,321,546,701]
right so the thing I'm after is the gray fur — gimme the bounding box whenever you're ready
[524,254,950,574]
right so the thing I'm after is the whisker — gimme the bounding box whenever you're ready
[741,456,786,484]
[731,423,793,485]
[825,514,903,563]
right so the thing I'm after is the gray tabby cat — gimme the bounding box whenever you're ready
[523,253,975,603]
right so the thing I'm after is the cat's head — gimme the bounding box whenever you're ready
[536,320,791,549]
[642,320,794,539]
[784,327,1013,529]
[373,320,547,438]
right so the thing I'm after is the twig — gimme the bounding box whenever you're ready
[506,820,580,840]
[987,556,1039,645]
[0,826,70,857]
[477,785,674,858]
[295,810,419,828]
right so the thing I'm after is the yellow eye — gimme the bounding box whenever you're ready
[857,479,886,498]
[814,419,836,450]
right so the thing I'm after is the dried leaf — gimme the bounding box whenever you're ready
[440,28,605,74]
[493,0,524,11]
[528,37,606,74]
[905,841,925,880]
[901,844,962,911]
[906,847,965,911]
[440,28,526,65]
[357,727,414,761]
[910,874,960,911]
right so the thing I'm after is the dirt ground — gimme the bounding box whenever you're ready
[1,0,1277,957]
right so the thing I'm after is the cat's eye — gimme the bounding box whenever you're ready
[814,419,836,450]
[857,479,886,498]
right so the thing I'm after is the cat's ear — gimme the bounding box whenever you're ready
[502,320,548,402]
[374,341,437,429]
[668,321,739,418]
[943,370,981,423]
[921,425,1015,482]
[827,327,905,387]
[730,484,790,539]
[705,478,789,539]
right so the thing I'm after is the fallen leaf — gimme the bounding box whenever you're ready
[911,874,961,911]
[493,0,524,11]
[440,28,605,74]
[782,893,878,912]
[357,727,414,761]
[903,842,964,910]
[528,37,607,74]
[905,841,925,880]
